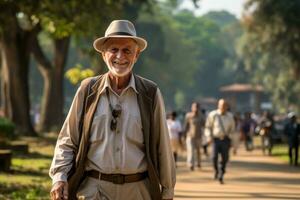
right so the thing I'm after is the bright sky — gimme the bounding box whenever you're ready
[180,0,246,18]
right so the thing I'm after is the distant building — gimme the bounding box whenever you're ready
[220,83,269,113]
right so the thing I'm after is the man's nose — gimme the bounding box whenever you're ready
[116,51,124,58]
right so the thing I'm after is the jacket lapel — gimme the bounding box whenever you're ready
[134,75,153,156]
[82,75,106,146]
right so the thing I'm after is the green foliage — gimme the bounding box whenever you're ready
[9,0,131,38]
[272,144,290,163]
[137,8,199,109]
[135,6,242,110]
[173,10,239,100]
[9,187,49,200]
[240,0,300,113]
[244,0,300,75]
[0,117,15,138]
[202,10,237,28]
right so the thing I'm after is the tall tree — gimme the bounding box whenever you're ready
[0,2,36,135]
[240,0,300,112]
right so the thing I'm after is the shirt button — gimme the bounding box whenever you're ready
[116,147,120,152]
[116,130,120,134]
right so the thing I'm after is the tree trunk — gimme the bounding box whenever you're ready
[33,37,70,132]
[0,12,36,136]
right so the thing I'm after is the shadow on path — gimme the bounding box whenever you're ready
[230,160,299,174]
[175,191,300,199]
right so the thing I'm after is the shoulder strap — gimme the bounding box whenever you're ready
[216,114,228,136]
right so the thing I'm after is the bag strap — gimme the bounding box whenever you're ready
[216,114,228,136]
[208,113,217,137]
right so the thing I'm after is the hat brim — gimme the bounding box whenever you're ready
[93,35,147,53]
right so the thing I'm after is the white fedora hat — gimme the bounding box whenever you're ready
[93,20,147,53]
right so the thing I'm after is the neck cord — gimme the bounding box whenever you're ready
[106,88,114,113]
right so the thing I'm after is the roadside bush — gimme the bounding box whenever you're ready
[0,117,15,139]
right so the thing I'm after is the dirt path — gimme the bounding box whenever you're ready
[174,147,300,200]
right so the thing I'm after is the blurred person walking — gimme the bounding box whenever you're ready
[183,102,205,171]
[167,111,183,167]
[205,99,235,184]
[284,112,300,166]
[241,112,256,151]
[232,112,242,155]
[258,111,274,155]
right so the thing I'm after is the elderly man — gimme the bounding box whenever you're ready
[205,99,235,184]
[49,20,175,200]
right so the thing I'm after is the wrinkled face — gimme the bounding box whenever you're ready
[218,99,228,114]
[102,38,140,77]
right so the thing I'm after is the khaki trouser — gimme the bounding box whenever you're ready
[186,137,202,167]
[76,177,152,200]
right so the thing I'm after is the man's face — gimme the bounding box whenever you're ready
[218,99,228,114]
[102,38,140,77]
[191,103,199,113]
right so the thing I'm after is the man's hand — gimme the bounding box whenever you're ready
[50,181,68,200]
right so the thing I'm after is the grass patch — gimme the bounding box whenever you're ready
[0,135,55,199]
[253,136,293,164]
[272,144,289,163]
[272,144,300,165]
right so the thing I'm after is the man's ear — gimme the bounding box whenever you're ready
[101,52,106,61]
[134,49,141,63]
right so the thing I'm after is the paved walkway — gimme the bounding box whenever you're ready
[175,147,300,200]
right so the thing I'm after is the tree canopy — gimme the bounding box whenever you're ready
[240,0,300,112]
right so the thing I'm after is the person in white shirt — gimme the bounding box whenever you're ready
[167,111,182,166]
[205,99,235,184]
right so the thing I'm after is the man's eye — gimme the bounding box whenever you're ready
[124,49,131,54]
[110,48,118,53]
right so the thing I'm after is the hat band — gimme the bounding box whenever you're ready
[106,32,134,37]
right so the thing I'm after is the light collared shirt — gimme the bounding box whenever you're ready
[205,110,235,139]
[49,73,175,198]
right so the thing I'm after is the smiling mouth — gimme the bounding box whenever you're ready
[113,61,128,66]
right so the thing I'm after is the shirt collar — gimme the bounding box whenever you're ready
[99,73,139,95]
[217,109,227,116]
